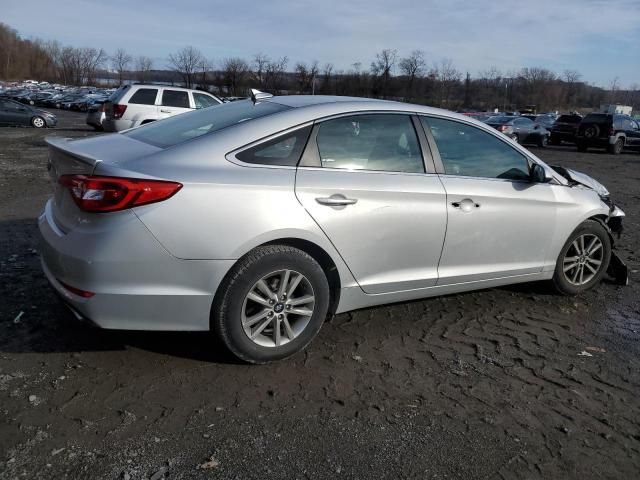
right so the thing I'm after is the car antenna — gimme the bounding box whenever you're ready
[250,89,273,104]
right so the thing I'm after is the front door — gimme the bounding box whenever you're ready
[421,116,558,285]
[295,113,447,294]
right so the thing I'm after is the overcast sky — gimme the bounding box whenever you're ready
[3,0,640,87]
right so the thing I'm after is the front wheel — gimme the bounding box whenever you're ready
[31,116,46,128]
[552,220,611,295]
[213,245,330,364]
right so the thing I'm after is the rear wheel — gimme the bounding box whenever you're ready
[31,116,46,128]
[213,245,330,364]
[608,138,624,155]
[552,220,611,295]
[537,134,548,148]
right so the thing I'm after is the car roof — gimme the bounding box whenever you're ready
[263,95,476,123]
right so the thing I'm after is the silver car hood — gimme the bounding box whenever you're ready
[550,165,609,197]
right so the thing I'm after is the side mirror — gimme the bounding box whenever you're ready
[530,163,551,183]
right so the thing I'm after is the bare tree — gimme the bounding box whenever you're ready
[222,57,250,96]
[370,49,397,98]
[398,50,425,98]
[433,58,462,107]
[294,60,319,93]
[252,52,270,88]
[320,63,334,94]
[168,46,204,88]
[135,56,153,82]
[111,48,132,85]
[264,56,288,93]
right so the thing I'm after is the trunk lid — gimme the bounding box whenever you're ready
[46,134,162,232]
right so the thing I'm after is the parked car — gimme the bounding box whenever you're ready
[86,101,106,130]
[522,114,555,130]
[103,84,223,132]
[485,115,550,147]
[0,98,57,128]
[576,113,640,154]
[39,94,627,363]
[549,114,582,145]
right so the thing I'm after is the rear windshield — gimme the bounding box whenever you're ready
[582,114,611,124]
[556,115,582,123]
[124,100,289,148]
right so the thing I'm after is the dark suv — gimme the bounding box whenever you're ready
[549,114,582,145]
[576,113,640,154]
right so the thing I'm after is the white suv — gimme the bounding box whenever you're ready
[103,84,222,132]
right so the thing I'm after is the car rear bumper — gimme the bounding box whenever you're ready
[38,199,234,331]
[102,118,136,132]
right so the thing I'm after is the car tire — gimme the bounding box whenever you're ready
[31,116,46,128]
[212,245,330,364]
[537,135,548,148]
[551,220,611,296]
[607,138,624,155]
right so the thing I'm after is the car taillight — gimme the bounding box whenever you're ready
[58,279,95,298]
[59,175,182,212]
[112,104,127,119]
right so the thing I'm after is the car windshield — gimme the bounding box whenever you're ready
[487,116,512,124]
[124,99,290,148]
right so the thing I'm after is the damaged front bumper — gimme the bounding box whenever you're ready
[604,205,628,286]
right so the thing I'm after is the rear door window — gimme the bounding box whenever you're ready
[315,114,424,173]
[162,90,190,108]
[128,88,158,105]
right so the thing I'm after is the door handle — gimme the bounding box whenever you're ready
[451,198,480,212]
[160,109,172,113]
[316,195,358,206]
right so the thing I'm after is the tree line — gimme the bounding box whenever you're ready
[2,22,638,112]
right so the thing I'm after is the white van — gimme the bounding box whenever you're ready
[103,84,222,132]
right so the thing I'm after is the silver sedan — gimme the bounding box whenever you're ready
[39,94,627,363]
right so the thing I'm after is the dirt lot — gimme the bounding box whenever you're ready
[0,110,639,480]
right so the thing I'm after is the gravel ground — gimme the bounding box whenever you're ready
[0,110,639,480]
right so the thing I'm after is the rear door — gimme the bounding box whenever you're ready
[158,89,191,120]
[295,113,447,294]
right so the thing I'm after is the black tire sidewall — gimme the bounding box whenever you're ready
[552,221,611,295]
[215,247,330,363]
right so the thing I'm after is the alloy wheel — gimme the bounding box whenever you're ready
[562,234,604,286]
[241,269,315,347]
[32,117,45,128]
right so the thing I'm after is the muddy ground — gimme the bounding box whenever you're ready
[0,110,639,480]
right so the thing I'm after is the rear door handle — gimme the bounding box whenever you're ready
[160,109,172,113]
[316,195,358,206]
